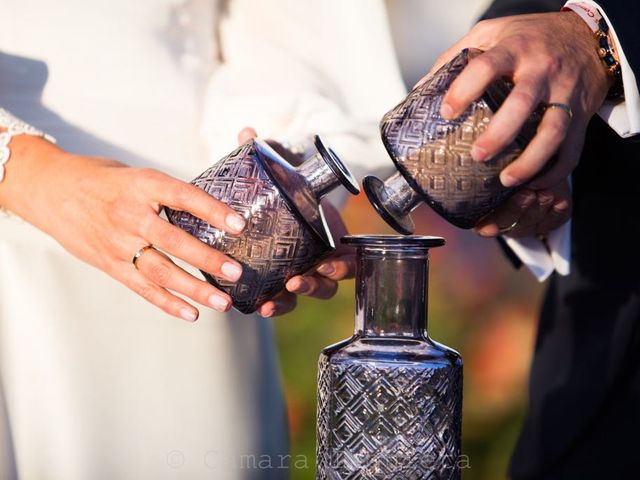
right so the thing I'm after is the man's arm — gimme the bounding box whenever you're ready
[483,0,640,95]
[482,0,565,18]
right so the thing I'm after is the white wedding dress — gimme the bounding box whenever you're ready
[0,1,405,478]
[0,0,491,478]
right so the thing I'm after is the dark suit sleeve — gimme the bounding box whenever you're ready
[481,0,640,94]
[481,0,565,18]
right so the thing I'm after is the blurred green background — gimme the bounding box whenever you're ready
[274,195,544,479]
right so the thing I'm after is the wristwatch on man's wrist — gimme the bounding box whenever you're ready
[562,2,624,100]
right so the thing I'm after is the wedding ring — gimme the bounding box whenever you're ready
[498,219,519,234]
[132,245,156,270]
[545,102,573,120]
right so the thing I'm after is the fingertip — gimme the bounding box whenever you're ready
[220,261,243,282]
[179,307,199,322]
[258,302,275,318]
[208,293,231,313]
[475,224,499,237]
[440,102,455,120]
[500,171,520,188]
[553,199,570,212]
[286,276,309,294]
[237,127,258,144]
[316,263,335,277]
[471,144,488,162]
[225,212,246,233]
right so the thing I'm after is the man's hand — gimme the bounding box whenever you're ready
[474,177,572,238]
[421,12,612,190]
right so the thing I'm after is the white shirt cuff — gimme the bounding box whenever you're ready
[565,0,640,137]
[503,219,571,282]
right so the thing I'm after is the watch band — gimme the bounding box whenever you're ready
[562,2,623,100]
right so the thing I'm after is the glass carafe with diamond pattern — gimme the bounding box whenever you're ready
[316,235,463,479]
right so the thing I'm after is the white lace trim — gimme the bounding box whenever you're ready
[0,108,56,183]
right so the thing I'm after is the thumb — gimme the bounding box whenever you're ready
[237,127,258,145]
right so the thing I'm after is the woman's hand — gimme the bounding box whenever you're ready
[258,200,356,317]
[232,128,356,318]
[1,135,248,322]
[421,11,612,190]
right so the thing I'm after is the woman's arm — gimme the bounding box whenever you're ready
[0,127,248,321]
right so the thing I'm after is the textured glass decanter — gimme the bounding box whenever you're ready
[316,235,463,479]
[364,48,543,233]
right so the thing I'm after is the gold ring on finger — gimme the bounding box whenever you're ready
[132,245,157,270]
[498,219,519,234]
[545,102,573,121]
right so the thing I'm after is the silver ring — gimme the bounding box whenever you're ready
[132,245,156,270]
[498,219,519,234]
[545,102,573,121]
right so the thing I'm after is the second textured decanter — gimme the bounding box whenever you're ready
[316,235,463,479]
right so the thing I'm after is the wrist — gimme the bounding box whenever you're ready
[0,135,68,223]
[562,3,622,99]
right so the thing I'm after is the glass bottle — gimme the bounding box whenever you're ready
[316,235,463,479]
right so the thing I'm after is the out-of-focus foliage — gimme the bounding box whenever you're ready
[274,195,544,479]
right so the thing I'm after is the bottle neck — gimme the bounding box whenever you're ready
[354,245,429,338]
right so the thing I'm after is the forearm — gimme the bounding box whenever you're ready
[0,134,124,237]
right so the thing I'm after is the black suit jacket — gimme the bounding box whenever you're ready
[481,2,640,479]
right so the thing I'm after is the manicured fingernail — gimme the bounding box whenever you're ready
[208,294,230,312]
[225,213,246,233]
[500,173,519,187]
[441,103,454,119]
[221,262,242,282]
[260,307,274,318]
[471,145,487,162]
[477,225,498,237]
[180,308,198,322]
[317,263,335,276]
[553,200,569,212]
[292,279,310,294]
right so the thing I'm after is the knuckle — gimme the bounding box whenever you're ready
[174,183,197,205]
[138,212,158,238]
[473,18,495,33]
[163,230,185,251]
[193,285,211,302]
[473,55,499,75]
[510,88,537,110]
[134,168,159,188]
[202,252,223,275]
[148,262,172,285]
[509,34,528,51]
[542,54,562,76]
